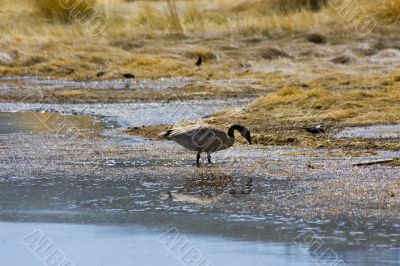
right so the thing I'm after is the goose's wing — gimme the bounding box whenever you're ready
[161,126,230,152]
[159,125,198,138]
[167,126,224,138]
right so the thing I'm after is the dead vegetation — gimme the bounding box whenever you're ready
[371,0,400,24]
[259,46,292,60]
[203,85,400,150]
[0,0,399,80]
[231,0,328,14]
[33,0,97,22]
[385,158,400,167]
[331,54,356,64]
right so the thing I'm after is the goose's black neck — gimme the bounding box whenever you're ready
[227,124,244,138]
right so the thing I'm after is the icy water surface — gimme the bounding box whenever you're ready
[0,76,195,90]
[336,124,400,139]
[0,111,400,265]
[0,99,250,127]
[1,222,316,266]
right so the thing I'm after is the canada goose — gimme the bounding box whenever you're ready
[159,124,251,166]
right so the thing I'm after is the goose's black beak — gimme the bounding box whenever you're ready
[246,132,252,145]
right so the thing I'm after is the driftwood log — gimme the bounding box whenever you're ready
[352,159,394,166]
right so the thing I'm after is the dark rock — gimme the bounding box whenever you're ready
[300,83,310,88]
[195,56,203,66]
[306,125,325,134]
[242,178,252,194]
[229,188,237,195]
[331,54,356,64]
[306,33,327,44]
[123,73,135,79]
[96,71,105,77]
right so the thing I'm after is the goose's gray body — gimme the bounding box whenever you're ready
[165,126,234,152]
[160,124,251,166]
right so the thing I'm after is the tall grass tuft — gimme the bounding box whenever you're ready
[373,0,400,23]
[165,0,184,34]
[136,2,168,32]
[33,0,97,23]
[233,0,328,14]
[184,1,205,33]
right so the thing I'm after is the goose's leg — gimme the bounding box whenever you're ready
[196,152,201,167]
[207,153,212,164]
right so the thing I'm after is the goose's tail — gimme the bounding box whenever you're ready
[158,129,174,138]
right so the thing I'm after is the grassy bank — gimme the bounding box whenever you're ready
[126,84,400,150]
[206,85,400,150]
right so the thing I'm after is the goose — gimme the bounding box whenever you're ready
[159,124,251,166]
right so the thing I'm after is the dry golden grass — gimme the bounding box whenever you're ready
[204,85,400,150]
[0,0,399,80]
[385,158,400,166]
[33,0,97,22]
[231,0,328,14]
[367,0,400,24]
[166,0,184,34]
[2,0,399,39]
[246,86,400,126]
[135,2,168,32]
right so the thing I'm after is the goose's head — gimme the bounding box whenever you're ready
[241,127,252,145]
[228,125,252,144]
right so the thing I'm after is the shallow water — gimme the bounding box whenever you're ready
[0,76,195,90]
[0,76,257,96]
[1,222,316,266]
[0,99,250,127]
[0,110,399,265]
[336,124,400,139]
[0,112,103,134]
